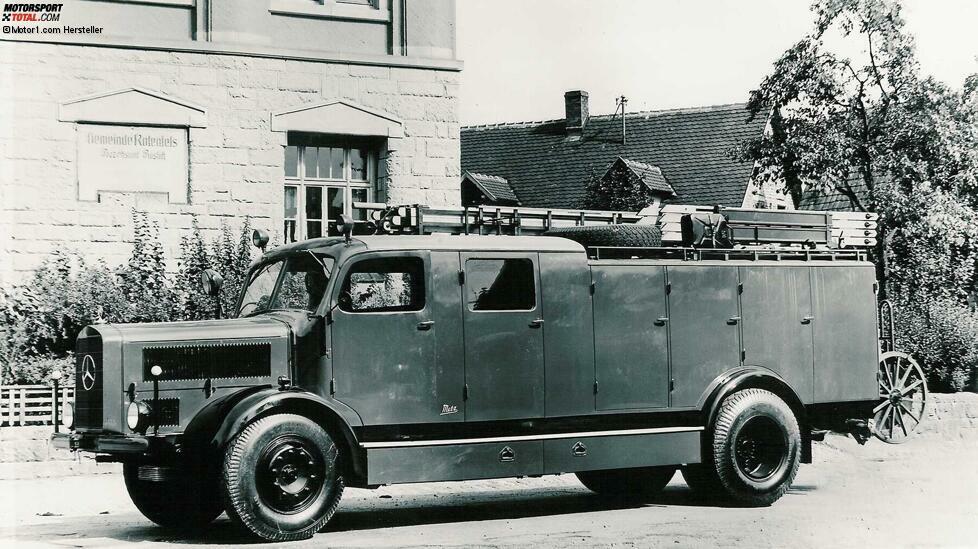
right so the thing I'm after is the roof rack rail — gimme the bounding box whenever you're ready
[587,246,869,262]
[352,202,878,252]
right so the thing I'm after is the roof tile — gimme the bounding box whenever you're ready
[461,103,766,209]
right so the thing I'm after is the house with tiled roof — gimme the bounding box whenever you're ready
[461,90,791,211]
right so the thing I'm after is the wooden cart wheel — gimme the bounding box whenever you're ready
[872,351,928,444]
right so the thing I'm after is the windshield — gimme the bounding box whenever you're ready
[238,253,334,317]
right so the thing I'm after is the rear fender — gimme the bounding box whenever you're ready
[698,367,812,464]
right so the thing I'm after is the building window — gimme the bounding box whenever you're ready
[268,0,389,22]
[284,140,375,242]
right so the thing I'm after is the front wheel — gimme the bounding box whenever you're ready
[222,413,345,542]
[123,462,223,529]
[576,466,676,500]
[709,388,801,506]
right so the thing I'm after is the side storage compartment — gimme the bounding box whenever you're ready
[543,430,701,474]
[591,265,670,410]
[366,441,543,484]
[739,266,815,403]
[812,265,879,402]
[667,265,742,407]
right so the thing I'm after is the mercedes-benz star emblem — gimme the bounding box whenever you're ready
[81,355,96,391]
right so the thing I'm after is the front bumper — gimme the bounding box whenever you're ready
[52,431,150,454]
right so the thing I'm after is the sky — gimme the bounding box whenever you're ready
[456,0,978,126]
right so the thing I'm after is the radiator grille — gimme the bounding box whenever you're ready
[142,342,271,382]
[155,398,180,426]
[74,331,103,430]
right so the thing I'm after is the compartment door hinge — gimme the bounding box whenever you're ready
[458,269,465,286]
[329,378,336,395]
[593,380,599,394]
[463,383,469,401]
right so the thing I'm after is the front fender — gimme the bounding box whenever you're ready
[181,386,366,480]
[209,388,363,451]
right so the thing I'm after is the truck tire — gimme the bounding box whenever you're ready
[680,462,724,497]
[545,224,662,248]
[123,462,223,529]
[576,466,676,500]
[222,413,344,542]
[709,389,801,506]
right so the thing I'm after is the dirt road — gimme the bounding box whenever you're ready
[1,434,976,548]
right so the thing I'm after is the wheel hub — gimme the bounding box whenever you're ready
[734,416,788,482]
[257,437,325,514]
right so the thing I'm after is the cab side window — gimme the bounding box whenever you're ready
[340,257,425,313]
[466,258,535,311]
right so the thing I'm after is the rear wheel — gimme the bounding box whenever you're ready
[222,413,345,542]
[708,389,801,506]
[576,466,676,500]
[123,462,223,529]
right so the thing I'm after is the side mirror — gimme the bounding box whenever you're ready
[200,268,224,297]
[336,214,355,244]
[252,228,269,251]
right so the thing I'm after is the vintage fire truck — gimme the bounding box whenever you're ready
[52,203,927,542]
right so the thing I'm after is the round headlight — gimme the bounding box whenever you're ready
[127,401,151,432]
[61,402,74,429]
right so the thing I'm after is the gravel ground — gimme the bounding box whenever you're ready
[1,432,976,549]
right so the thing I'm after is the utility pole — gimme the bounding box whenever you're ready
[616,95,628,144]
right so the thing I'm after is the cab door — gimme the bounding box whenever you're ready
[461,253,545,421]
[331,251,461,425]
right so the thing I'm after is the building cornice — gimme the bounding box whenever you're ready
[0,36,464,72]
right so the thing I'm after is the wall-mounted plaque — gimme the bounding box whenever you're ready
[77,124,189,203]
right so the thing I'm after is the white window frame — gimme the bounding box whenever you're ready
[285,144,376,242]
[268,0,390,22]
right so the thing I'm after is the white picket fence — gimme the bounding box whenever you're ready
[0,385,74,427]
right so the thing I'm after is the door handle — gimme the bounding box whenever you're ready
[529,318,545,329]
[727,316,741,325]
[801,315,814,325]
[417,320,435,331]
[654,317,669,326]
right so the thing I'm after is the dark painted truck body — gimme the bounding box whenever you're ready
[55,234,887,541]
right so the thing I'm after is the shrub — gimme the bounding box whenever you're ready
[0,254,128,384]
[173,218,217,321]
[212,217,254,317]
[893,294,978,392]
[4,354,73,386]
[0,214,256,384]
[119,210,175,323]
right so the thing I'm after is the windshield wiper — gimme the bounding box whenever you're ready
[308,250,331,277]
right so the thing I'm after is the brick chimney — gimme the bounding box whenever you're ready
[564,90,589,135]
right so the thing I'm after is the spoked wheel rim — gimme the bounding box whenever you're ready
[873,351,928,444]
[734,416,788,481]
[256,435,326,514]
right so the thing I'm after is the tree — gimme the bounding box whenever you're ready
[736,0,978,300]
[582,163,659,211]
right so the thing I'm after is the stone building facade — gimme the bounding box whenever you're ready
[0,0,461,286]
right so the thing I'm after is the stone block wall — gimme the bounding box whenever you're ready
[0,41,462,286]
